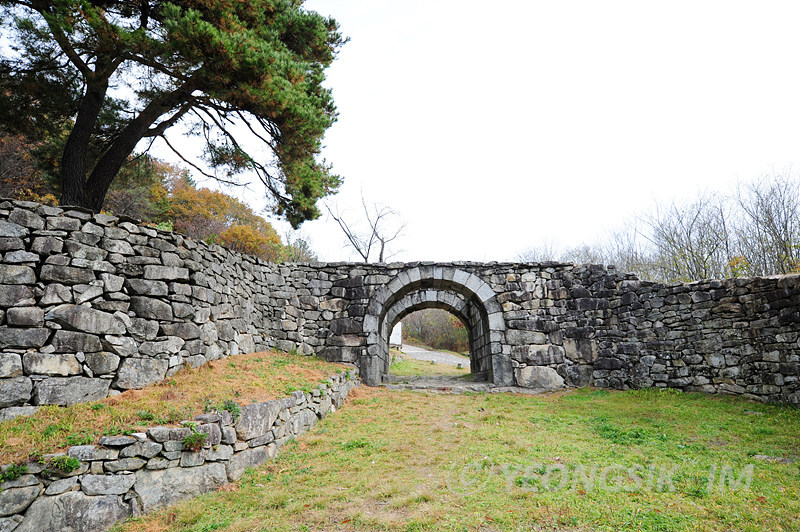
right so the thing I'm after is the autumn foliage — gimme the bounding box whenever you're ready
[402,309,469,353]
[0,138,313,262]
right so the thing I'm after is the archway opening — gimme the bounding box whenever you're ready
[388,308,472,380]
[361,267,509,387]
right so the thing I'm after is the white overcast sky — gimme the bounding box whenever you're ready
[189,0,800,262]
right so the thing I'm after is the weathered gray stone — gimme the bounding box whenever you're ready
[4,251,39,263]
[0,265,35,285]
[68,445,118,461]
[74,284,104,304]
[0,353,22,378]
[119,441,162,459]
[129,297,173,321]
[51,331,103,353]
[138,336,184,357]
[0,237,23,251]
[31,235,64,255]
[134,462,227,512]
[46,216,81,231]
[0,221,28,238]
[159,322,201,340]
[33,377,109,406]
[143,265,189,281]
[226,446,269,482]
[64,240,108,261]
[100,238,134,255]
[40,264,96,284]
[15,491,130,532]
[45,305,126,335]
[114,358,168,389]
[104,458,146,473]
[80,474,136,495]
[0,485,40,516]
[128,318,159,341]
[45,476,79,495]
[84,352,121,375]
[101,336,138,357]
[8,209,44,229]
[0,285,34,306]
[125,279,168,296]
[98,435,137,447]
[6,307,44,327]
[235,400,281,441]
[40,283,72,305]
[23,353,82,376]
[515,366,565,389]
[0,406,37,422]
[0,327,49,349]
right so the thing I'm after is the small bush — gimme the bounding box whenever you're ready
[1,464,28,482]
[49,455,81,473]
[217,399,241,422]
[183,426,208,452]
[137,410,155,421]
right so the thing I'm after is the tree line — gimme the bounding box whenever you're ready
[518,171,800,283]
[402,309,469,354]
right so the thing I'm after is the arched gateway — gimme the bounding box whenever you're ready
[360,266,509,386]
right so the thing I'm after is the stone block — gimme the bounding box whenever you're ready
[134,462,227,512]
[23,353,82,376]
[33,377,109,406]
[40,264,96,284]
[0,221,28,238]
[8,208,44,229]
[515,366,565,389]
[114,358,169,389]
[104,458,146,473]
[125,279,168,296]
[226,447,269,482]
[15,491,130,532]
[0,353,23,378]
[84,352,121,375]
[45,304,126,335]
[31,235,63,255]
[0,265,35,284]
[6,307,44,327]
[130,297,173,321]
[235,400,281,440]
[80,473,136,495]
[0,484,40,517]
[143,265,189,281]
[0,285,34,306]
[0,327,50,349]
[51,330,102,353]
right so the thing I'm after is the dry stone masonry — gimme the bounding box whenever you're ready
[0,198,799,415]
[0,370,357,531]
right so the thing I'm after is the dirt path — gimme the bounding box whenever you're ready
[400,344,468,366]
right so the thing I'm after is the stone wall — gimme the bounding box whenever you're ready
[1,198,798,407]
[0,199,278,419]
[0,369,358,531]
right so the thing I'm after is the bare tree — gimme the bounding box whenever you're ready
[734,171,800,275]
[641,195,733,282]
[328,194,405,262]
[516,240,563,262]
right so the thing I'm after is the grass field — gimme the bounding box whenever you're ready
[116,386,800,532]
[389,357,469,377]
[0,351,347,464]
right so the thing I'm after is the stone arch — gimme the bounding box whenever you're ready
[361,266,510,386]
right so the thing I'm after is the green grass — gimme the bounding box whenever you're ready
[117,387,800,532]
[389,357,469,377]
[0,351,347,464]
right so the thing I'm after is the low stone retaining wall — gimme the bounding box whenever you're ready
[0,369,358,532]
